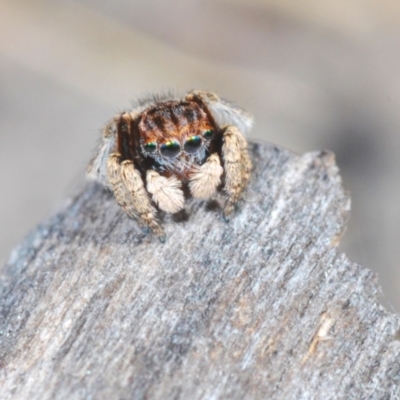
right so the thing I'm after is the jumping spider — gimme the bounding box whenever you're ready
[87,90,253,241]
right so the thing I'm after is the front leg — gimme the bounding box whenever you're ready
[107,153,165,241]
[222,125,252,217]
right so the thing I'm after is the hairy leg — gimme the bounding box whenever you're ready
[87,120,117,187]
[240,142,252,190]
[222,126,252,217]
[186,91,253,136]
[107,153,165,240]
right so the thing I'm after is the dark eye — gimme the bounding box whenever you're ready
[144,142,157,153]
[184,135,202,153]
[160,140,181,158]
[203,129,214,139]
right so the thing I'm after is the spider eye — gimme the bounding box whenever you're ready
[184,135,202,153]
[160,140,181,158]
[144,142,157,153]
[203,129,214,139]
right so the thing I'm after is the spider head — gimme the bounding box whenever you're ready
[138,100,216,164]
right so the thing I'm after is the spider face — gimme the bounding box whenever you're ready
[138,101,215,172]
[87,90,253,241]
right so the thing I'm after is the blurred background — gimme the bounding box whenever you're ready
[0,0,399,309]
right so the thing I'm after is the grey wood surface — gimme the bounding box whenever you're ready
[0,142,399,400]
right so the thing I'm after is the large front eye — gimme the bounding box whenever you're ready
[184,135,202,153]
[144,142,157,153]
[160,140,181,158]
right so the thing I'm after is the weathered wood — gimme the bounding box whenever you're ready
[0,142,399,400]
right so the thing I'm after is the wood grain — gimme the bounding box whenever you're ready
[1,142,399,399]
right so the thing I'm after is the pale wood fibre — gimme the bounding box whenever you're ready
[0,143,399,400]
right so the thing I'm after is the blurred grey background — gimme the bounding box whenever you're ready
[1,0,399,309]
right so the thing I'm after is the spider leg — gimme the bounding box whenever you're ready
[240,140,252,190]
[107,153,165,241]
[222,125,252,217]
[186,91,253,135]
[146,170,185,214]
[189,153,223,199]
[87,120,117,187]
